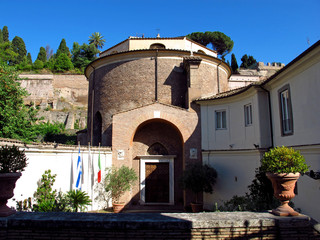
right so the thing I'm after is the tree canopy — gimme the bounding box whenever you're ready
[72,42,98,69]
[11,36,27,65]
[36,47,47,63]
[56,39,71,58]
[186,31,234,58]
[240,54,257,69]
[88,32,106,50]
[2,26,9,42]
[0,64,38,141]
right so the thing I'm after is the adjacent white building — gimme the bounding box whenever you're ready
[197,40,320,221]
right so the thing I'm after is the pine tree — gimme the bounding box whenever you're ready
[56,39,71,58]
[36,47,47,63]
[11,36,27,65]
[2,26,9,42]
[231,53,239,73]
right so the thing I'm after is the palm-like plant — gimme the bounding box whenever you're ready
[66,190,91,212]
[88,32,106,50]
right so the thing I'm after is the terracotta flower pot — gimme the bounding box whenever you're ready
[0,172,21,217]
[190,202,203,213]
[112,203,125,213]
[266,172,300,216]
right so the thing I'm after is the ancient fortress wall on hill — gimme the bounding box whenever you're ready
[19,74,88,129]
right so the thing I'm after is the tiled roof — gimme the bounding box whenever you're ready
[196,82,262,101]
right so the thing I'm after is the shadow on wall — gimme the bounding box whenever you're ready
[163,64,187,108]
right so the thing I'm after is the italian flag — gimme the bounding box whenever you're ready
[97,147,101,183]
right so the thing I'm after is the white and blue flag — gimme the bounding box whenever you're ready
[75,144,82,190]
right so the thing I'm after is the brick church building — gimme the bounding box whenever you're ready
[82,36,231,209]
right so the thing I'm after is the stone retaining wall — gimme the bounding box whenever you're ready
[0,212,319,239]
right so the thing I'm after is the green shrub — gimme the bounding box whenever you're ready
[33,59,44,70]
[105,166,137,203]
[53,53,74,71]
[0,145,28,173]
[261,146,309,173]
[66,190,91,212]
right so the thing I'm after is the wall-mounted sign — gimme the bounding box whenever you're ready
[190,148,197,159]
[117,150,124,160]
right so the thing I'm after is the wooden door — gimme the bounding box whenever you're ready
[145,162,169,203]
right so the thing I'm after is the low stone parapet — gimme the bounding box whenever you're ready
[0,212,319,239]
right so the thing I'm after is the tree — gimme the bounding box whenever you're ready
[36,47,47,63]
[27,53,32,64]
[186,32,210,46]
[0,29,3,43]
[88,32,106,50]
[240,54,249,68]
[2,26,9,42]
[248,55,257,68]
[71,42,98,69]
[0,64,38,142]
[231,53,239,73]
[33,59,44,69]
[187,31,234,58]
[0,42,17,64]
[240,54,257,69]
[11,36,27,65]
[56,39,71,58]
[54,53,74,71]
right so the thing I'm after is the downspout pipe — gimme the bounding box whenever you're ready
[259,85,274,149]
[217,61,222,93]
[89,64,96,146]
[155,50,158,101]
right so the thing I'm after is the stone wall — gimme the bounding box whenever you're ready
[0,212,319,239]
[19,74,88,129]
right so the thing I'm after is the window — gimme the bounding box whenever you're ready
[244,104,252,126]
[150,43,166,49]
[278,85,293,135]
[215,110,227,129]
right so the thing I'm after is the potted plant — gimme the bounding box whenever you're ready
[0,145,28,217]
[181,163,217,212]
[261,146,309,216]
[104,165,137,213]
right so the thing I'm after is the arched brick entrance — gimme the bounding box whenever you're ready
[131,119,184,207]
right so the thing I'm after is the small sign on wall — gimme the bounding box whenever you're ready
[117,150,124,160]
[190,148,197,159]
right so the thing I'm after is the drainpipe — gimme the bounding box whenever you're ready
[90,64,96,146]
[155,50,158,101]
[217,61,222,93]
[259,85,274,149]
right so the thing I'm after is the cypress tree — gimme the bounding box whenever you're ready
[11,36,27,65]
[0,29,3,43]
[56,39,71,58]
[2,26,9,42]
[27,53,32,64]
[231,53,239,73]
[36,47,47,63]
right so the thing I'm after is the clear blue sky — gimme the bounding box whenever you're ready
[1,0,319,65]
